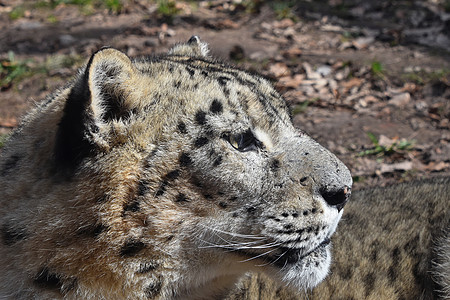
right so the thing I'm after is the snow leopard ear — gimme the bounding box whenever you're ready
[55,48,136,171]
[85,47,136,124]
[168,36,210,57]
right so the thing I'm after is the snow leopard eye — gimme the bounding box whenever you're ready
[226,130,261,152]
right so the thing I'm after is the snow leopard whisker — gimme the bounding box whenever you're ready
[256,248,289,267]
[198,224,266,240]
[239,248,279,263]
[199,240,281,250]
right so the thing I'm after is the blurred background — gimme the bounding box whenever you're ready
[0,0,449,189]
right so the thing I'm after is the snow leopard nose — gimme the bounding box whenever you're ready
[287,133,353,212]
[319,185,351,212]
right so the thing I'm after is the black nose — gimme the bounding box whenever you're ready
[320,186,351,212]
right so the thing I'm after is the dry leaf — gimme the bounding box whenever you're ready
[269,62,291,78]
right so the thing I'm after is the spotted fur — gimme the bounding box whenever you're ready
[0,37,352,299]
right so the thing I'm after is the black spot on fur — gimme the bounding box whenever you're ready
[195,110,207,125]
[124,201,140,213]
[210,99,223,114]
[191,177,203,188]
[270,158,280,172]
[339,266,353,280]
[205,126,215,137]
[168,65,174,73]
[92,224,107,236]
[370,240,380,262]
[175,193,188,202]
[246,206,256,214]
[77,223,108,238]
[229,196,238,202]
[363,272,375,297]
[155,181,168,197]
[219,202,228,208]
[1,154,20,176]
[179,152,192,167]
[120,239,145,257]
[1,224,26,246]
[186,67,195,76]
[138,180,150,196]
[144,279,162,298]
[217,76,230,86]
[370,249,377,262]
[388,265,397,281]
[34,268,62,291]
[194,136,209,148]
[404,235,419,253]
[96,194,108,203]
[201,70,209,77]
[213,155,223,167]
[392,247,400,260]
[154,170,181,197]
[177,122,187,134]
[165,169,180,181]
[173,81,181,88]
[270,91,279,99]
[137,262,159,274]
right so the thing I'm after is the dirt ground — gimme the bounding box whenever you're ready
[0,0,449,189]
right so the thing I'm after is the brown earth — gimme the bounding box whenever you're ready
[1,0,449,189]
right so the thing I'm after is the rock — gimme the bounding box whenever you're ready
[414,100,428,113]
[378,135,394,147]
[316,65,332,77]
[379,161,413,174]
[14,20,43,30]
[352,36,375,49]
[59,34,76,47]
[335,66,350,80]
[430,143,450,162]
[321,24,343,32]
[388,92,410,107]
[314,78,328,89]
[303,62,321,80]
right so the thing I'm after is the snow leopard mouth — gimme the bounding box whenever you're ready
[272,237,331,268]
[232,237,331,268]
